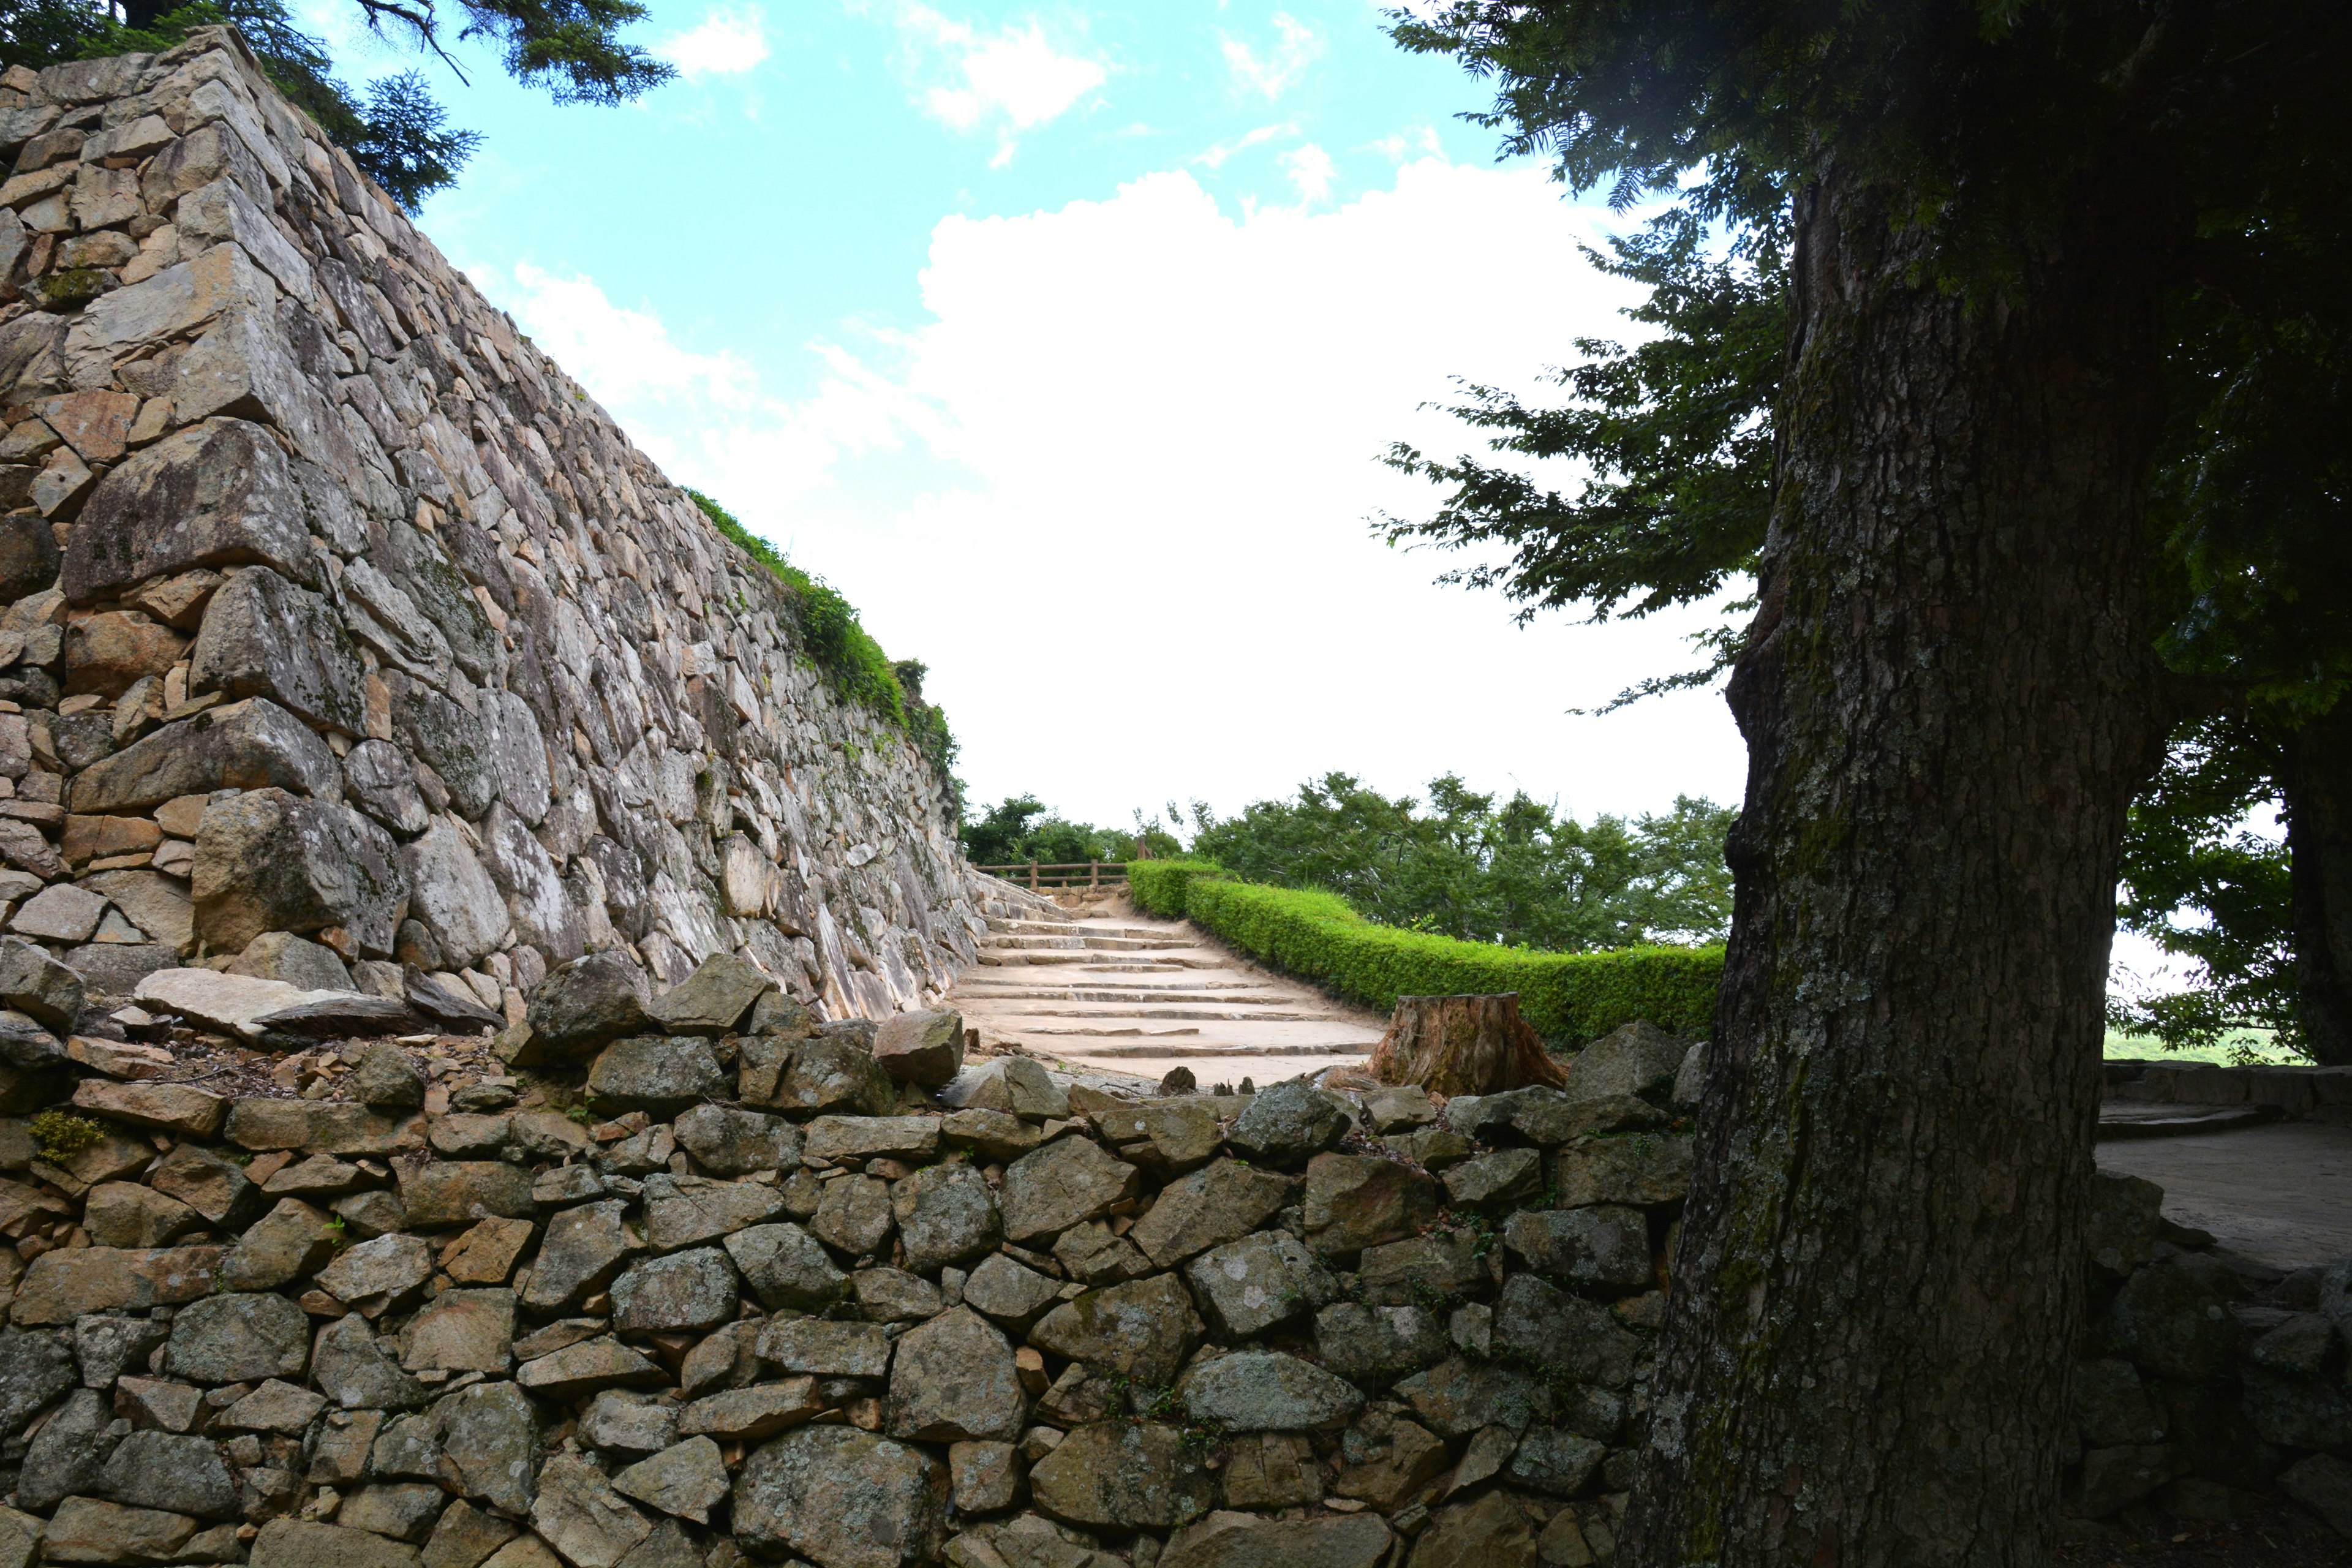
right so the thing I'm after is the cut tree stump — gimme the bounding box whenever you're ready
[1368,993,1566,1097]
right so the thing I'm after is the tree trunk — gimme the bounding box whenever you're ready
[1623,167,2169,1568]
[2285,709,2352,1065]
[1368,993,1565,1096]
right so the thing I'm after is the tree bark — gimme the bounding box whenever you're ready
[1368,993,1565,1096]
[1623,167,2170,1568]
[2285,709,2352,1065]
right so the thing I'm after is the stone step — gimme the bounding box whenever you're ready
[984,935,1199,952]
[984,919,1169,940]
[967,1005,1341,1022]
[974,952,1222,968]
[1047,1041,1374,1060]
[950,989,1297,1005]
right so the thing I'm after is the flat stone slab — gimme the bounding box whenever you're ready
[134,968,349,1038]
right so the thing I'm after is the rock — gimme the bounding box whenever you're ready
[758,1316,894,1378]
[78,871,193,958]
[726,1221,849,1310]
[2076,1443,2182,1517]
[9,882,106,941]
[443,1216,535,1286]
[402,1288,514,1372]
[0,1327,73,1436]
[400,819,511,975]
[1396,1355,1556,1439]
[435,1380,543,1514]
[1301,1153,1441,1260]
[0,934,85,1029]
[71,1316,168,1391]
[192,786,407,957]
[62,417,314,602]
[1029,1272,1204,1387]
[612,1437,730,1525]
[1219,1430,1323,1509]
[522,951,653,1062]
[227,929,353,990]
[1028,1421,1215,1530]
[70,1077,228,1139]
[523,1199,640,1311]
[83,1180,204,1248]
[589,1035,726,1118]
[1494,1274,1640,1387]
[874,1008,964,1086]
[894,1159,1002,1273]
[1442,1147,1543,1205]
[679,1378,824,1442]
[1184,1230,1338,1338]
[1501,1205,1653,1291]
[311,1313,431,1411]
[216,1378,326,1434]
[1550,1134,1694,1207]
[612,1246,739,1332]
[1178,1349,1364,1431]
[1332,1412,1449,1510]
[19,1386,109,1509]
[168,1290,310,1382]
[733,1426,949,1568]
[514,1336,667,1402]
[812,1173,895,1257]
[97,1428,239,1518]
[190,564,365,733]
[643,1172,786,1251]
[114,1374,202,1433]
[943,1117,1041,1174]
[221,1197,339,1289]
[341,1482,448,1543]
[42,1496,203,1566]
[0,513,59,603]
[645,952,775,1036]
[948,1439,1022,1513]
[2075,1358,2166,1446]
[531,1453,653,1568]
[225,1096,418,1155]
[673,1104,799,1175]
[804,1114,939,1163]
[397,1159,537,1229]
[1225,1080,1351,1167]
[1000,1136,1141,1245]
[1409,1491,1537,1568]
[1100,1096,1224,1172]
[747,1039,899,1118]
[954,1254,1058,1334]
[424,1500,518,1568]
[1130,1156,1293,1268]
[2105,1255,2244,1382]
[941,1057,1069,1120]
[1509,1427,1608,1495]
[1316,1302,1450,1386]
[2087,1170,2165,1276]
[249,1518,423,1568]
[68,697,339,815]
[316,1231,438,1319]
[888,1306,1028,1441]
[1161,1511,1393,1568]
[2280,1453,2352,1543]
[1356,1233,1485,1306]
[353,1042,427,1110]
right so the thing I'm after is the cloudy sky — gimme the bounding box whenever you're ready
[292,0,1752,839]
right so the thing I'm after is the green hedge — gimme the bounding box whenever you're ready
[1136,862,1721,1044]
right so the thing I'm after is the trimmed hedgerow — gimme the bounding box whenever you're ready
[1144,865,1721,1045]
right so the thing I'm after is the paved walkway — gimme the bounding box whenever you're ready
[945,903,1386,1088]
[2099,1119,2352,1272]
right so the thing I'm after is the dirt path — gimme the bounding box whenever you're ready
[2098,1120,2352,1272]
[945,900,1386,1088]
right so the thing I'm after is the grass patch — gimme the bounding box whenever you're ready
[2103,1028,2304,1066]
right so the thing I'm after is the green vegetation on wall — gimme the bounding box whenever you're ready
[1133,860,1722,1045]
[684,490,956,788]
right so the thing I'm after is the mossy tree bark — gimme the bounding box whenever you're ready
[1622,167,2172,1567]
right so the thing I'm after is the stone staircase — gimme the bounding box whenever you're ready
[946,904,1385,1088]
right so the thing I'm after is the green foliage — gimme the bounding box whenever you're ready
[960,794,1172,867]
[1142,867,1720,1046]
[1127,859,1224,919]
[683,490,957,786]
[1183,774,1734,949]
[28,1112,101,1164]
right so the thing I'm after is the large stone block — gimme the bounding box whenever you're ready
[733,1426,948,1568]
[189,564,366,734]
[192,786,407,957]
[60,415,314,605]
[67,697,339,813]
[399,816,510,973]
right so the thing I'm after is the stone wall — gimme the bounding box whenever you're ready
[2106,1058,2352,1123]
[0,28,1005,1025]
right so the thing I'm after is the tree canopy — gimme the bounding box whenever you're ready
[0,0,671,208]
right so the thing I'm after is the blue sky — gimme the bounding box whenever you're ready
[297,1,1753,836]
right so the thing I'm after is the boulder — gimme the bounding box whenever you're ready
[1176,1349,1363,1431]
[679,1379,825,1443]
[893,1159,1002,1273]
[513,1336,667,1402]
[342,738,429,835]
[1408,1491,1537,1568]
[12,1245,222,1324]
[0,934,85,1030]
[1508,1427,1608,1496]
[1101,1096,1223,1172]
[189,564,366,733]
[43,1497,203,1567]
[644,951,775,1036]
[588,1035,726,1118]
[167,1290,310,1382]
[1161,1511,1393,1568]
[62,417,315,605]
[940,1056,1069,1120]
[1357,1232,1486,1306]
[435,1380,543,1514]
[745,1038,897,1118]
[1560,1019,1687,1101]
[873,1008,964,1086]
[1028,1421,1215,1530]
[1129,1157,1292,1268]
[521,950,652,1063]
[522,1199,641,1311]
[757,1316,894,1379]
[68,697,339,815]
[224,1096,417,1154]
[70,1078,227,1139]
[673,1103,799,1175]
[1301,1153,1441,1260]
[886,1306,1028,1442]
[1225,1080,1350,1167]
[227,929,353,991]
[1550,1134,1694,1207]
[611,1247,740,1333]
[1494,1274,1640,1387]
[999,1136,1141,1245]
[1184,1230,1338,1339]
[530,1453,652,1568]
[726,1221,848,1310]
[83,1180,204,1248]
[733,1426,949,1568]
[641,1172,786,1251]
[192,787,407,957]
[94,1428,239,1520]
[613,1436,730,1525]
[0,1327,73,1437]
[1029,1272,1204,1387]
[339,1483,447,1543]
[948,1440,1022,1515]
[2105,1255,2244,1383]
[311,1313,430,1411]
[399,818,511,974]
[804,1114,939,1163]
[1501,1205,1653,1290]
[401,1288,515,1373]
[1313,1302,1452,1385]
[961,1251,1064,1330]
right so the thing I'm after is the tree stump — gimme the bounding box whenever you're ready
[1368,993,1567,1097]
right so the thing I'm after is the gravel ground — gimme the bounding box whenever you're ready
[2057,1498,2351,1567]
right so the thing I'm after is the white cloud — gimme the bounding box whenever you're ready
[656,7,772,78]
[1222,11,1323,100]
[1280,143,1335,203]
[1194,122,1295,171]
[891,6,1106,162]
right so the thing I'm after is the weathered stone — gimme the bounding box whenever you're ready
[758,1316,894,1379]
[84,1180,204,1248]
[1496,1273,1640,1387]
[43,1496,203,1566]
[673,1103,799,1175]
[725,1220,848,1310]
[888,1306,1027,1441]
[62,417,314,605]
[946,1440,1022,1514]
[1179,1349,1364,1431]
[1029,1272,1204,1387]
[311,1313,431,1411]
[679,1378,824,1442]
[1130,1156,1292,1268]
[353,1042,428,1109]
[69,698,339,815]
[423,1499,518,1568]
[250,1518,423,1568]
[894,1159,1001,1273]
[733,1425,949,1568]
[2105,1255,2244,1383]
[228,929,354,990]
[19,1385,110,1509]
[193,787,407,957]
[1302,1153,1441,1260]
[804,1113,939,1163]
[521,950,652,1062]
[873,1008,964,1086]
[401,1288,514,1373]
[397,1159,537,1229]
[2280,1453,2352,1544]
[220,1196,337,1289]
[0,513,59,603]
[1333,1411,1450,1509]
[1509,1427,1608,1496]
[113,1373,202,1434]
[1184,1230,1337,1338]
[612,1436,729,1525]
[1314,1302,1451,1385]
[1028,1421,1215,1531]
[514,1335,667,1401]
[1395,1354,1555,1439]
[216,1378,326,1434]
[1549,1134,1694,1208]
[962,1250,1063,1329]
[1442,1146,1544,1205]
[940,1057,1069,1120]
[342,1482,449,1543]
[0,934,85,1030]
[1226,1080,1351,1167]
[532,1453,653,1568]
[812,1172,895,1257]
[940,1109,1044,1163]
[168,1290,309,1383]
[70,1316,167,1392]
[1560,1020,1686,1101]
[1161,1511,1393,1568]
[432,1379,542,1513]
[643,1172,786,1251]
[749,1039,899,1118]
[1000,1136,1140,1245]
[522,1199,639,1311]
[1052,1219,1147,1286]
[225,1095,419,1155]
[190,564,364,733]
[589,1035,726,1118]
[1411,1491,1537,1568]
[96,1427,238,1518]
[1502,1205,1653,1291]
[0,1327,72,1438]
[10,881,106,942]
[1101,1096,1223,1172]
[13,1245,221,1324]
[612,1246,739,1332]
[645,951,775,1036]
[1356,1232,1485,1307]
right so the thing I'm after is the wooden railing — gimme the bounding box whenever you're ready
[978,861,1130,889]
